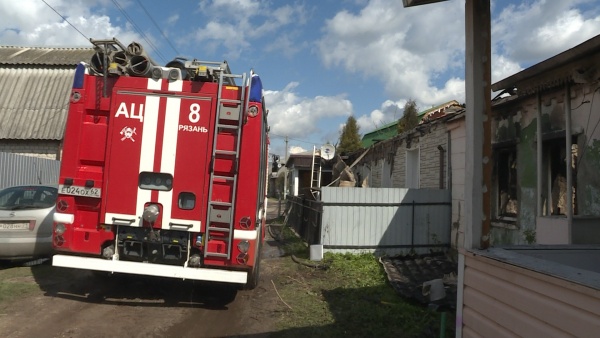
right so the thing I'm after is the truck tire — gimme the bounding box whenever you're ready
[243,240,262,290]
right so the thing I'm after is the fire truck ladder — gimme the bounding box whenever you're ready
[204,70,248,260]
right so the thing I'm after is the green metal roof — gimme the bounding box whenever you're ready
[361,121,398,148]
[360,100,460,147]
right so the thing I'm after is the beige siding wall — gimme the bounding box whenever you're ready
[449,118,466,249]
[462,252,600,337]
[0,140,61,160]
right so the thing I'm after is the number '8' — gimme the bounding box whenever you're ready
[189,103,201,123]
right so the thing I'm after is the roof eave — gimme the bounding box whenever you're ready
[492,35,600,92]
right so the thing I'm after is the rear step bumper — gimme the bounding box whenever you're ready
[52,254,247,284]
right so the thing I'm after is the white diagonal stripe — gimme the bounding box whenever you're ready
[136,79,161,218]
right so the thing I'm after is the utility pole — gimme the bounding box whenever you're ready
[284,136,288,197]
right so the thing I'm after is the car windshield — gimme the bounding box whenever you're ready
[0,186,58,210]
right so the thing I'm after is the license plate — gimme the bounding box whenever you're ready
[0,222,30,231]
[59,184,102,198]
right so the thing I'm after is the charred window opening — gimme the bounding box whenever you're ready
[139,172,173,191]
[543,137,578,216]
[496,147,518,219]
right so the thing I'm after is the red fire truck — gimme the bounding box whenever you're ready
[52,39,268,289]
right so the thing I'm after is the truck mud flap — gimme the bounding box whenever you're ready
[52,254,247,284]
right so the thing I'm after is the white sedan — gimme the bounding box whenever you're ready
[0,185,57,261]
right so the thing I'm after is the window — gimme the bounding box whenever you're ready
[0,186,57,209]
[406,148,420,188]
[542,136,577,216]
[495,147,518,219]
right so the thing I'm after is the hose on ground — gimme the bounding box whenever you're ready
[291,254,331,270]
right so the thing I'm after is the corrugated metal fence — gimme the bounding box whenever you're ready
[0,152,60,189]
[286,187,451,256]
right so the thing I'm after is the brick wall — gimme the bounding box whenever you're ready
[386,124,448,189]
[371,159,382,187]
[419,125,447,188]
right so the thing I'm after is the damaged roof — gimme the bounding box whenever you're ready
[361,100,463,148]
[380,252,458,309]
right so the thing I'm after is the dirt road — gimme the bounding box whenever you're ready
[0,200,285,338]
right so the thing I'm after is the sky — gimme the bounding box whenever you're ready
[2,0,600,158]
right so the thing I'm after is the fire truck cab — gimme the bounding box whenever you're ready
[52,39,268,289]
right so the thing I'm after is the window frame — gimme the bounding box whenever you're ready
[492,143,518,224]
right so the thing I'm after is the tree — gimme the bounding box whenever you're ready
[337,116,362,155]
[398,99,420,133]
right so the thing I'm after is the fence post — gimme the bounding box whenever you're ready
[411,200,416,250]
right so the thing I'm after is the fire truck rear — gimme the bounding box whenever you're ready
[52,39,268,289]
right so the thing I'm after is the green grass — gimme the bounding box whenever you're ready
[268,221,455,338]
[0,263,44,305]
[0,260,81,308]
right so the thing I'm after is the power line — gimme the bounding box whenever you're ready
[41,0,90,44]
[270,133,321,145]
[110,0,168,63]
[134,0,180,56]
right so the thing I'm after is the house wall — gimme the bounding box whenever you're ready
[491,80,600,245]
[448,118,466,249]
[370,159,382,187]
[416,123,448,188]
[461,250,600,337]
[364,121,450,189]
[0,140,61,160]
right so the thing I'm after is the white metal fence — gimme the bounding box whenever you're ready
[0,152,60,189]
[320,187,451,256]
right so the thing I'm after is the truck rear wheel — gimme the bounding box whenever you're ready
[243,240,262,290]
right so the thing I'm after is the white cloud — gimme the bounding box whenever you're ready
[264,32,307,58]
[0,0,139,47]
[491,54,522,85]
[357,99,406,134]
[493,0,600,66]
[167,14,179,25]
[265,82,353,141]
[289,146,308,154]
[319,0,600,125]
[189,0,307,60]
[317,0,465,108]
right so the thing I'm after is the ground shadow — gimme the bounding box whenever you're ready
[29,259,238,309]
